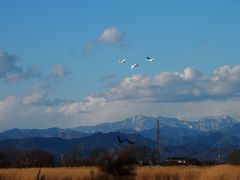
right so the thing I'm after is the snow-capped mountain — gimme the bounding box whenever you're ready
[190,115,238,132]
[0,115,239,161]
[72,115,238,133]
[72,115,157,133]
[0,115,238,139]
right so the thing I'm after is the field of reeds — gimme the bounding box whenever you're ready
[0,165,240,180]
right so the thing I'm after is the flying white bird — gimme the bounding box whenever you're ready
[146,56,155,62]
[119,58,126,63]
[130,64,139,70]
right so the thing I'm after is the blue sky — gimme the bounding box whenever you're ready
[0,0,240,130]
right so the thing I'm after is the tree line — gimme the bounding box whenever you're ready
[0,145,240,168]
[0,145,153,168]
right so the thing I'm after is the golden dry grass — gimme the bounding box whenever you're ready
[135,166,202,180]
[0,167,98,180]
[0,165,240,180]
[135,165,240,180]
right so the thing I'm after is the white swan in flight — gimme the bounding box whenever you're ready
[146,56,155,62]
[119,58,126,63]
[130,64,139,69]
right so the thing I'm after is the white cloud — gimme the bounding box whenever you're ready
[58,96,106,114]
[1,94,240,131]
[82,28,125,57]
[1,65,240,130]
[22,92,45,105]
[105,65,240,102]
[181,67,202,81]
[0,94,107,130]
[97,28,125,44]
[0,96,18,115]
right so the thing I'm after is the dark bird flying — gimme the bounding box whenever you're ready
[117,136,135,144]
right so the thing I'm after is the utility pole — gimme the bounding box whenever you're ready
[61,154,64,166]
[218,148,223,164]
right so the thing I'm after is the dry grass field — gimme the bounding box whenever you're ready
[135,165,240,180]
[0,165,240,180]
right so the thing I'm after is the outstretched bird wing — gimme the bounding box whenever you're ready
[118,135,135,144]
[117,136,124,143]
[130,64,139,69]
[119,58,126,63]
[125,139,135,144]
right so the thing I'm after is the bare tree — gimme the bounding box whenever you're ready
[0,152,6,168]
[0,145,21,167]
[228,149,240,164]
[15,150,54,167]
[62,145,89,166]
[93,148,136,180]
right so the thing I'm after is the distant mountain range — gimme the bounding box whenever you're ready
[1,115,240,148]
[1,115,237,139]
[0,132,153,160]
[71,115,238,133]
[0,115,239,161]
[0,127,88,140]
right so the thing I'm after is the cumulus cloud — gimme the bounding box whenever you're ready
[82,28,125,57]
[58,96,106,114]
[97,28,125,44]
[181,67,203,81]
[105,65,240,102]
[0,96,18,115]
[0,51,42,83]
[2,65,240,130]
[0,95,64,130]
[22,92,69,107]
[51,64,71,78]
[0,94,107,130]
[22,92,46,105]
[1,94,240,131]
